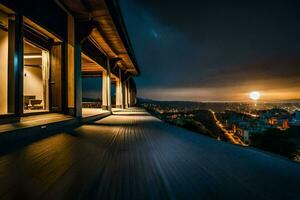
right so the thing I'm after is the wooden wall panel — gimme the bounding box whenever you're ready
[0,29,8,114]
[50,44,62,112]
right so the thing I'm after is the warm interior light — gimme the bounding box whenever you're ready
[249,91,261,101]
[24,54,42,59]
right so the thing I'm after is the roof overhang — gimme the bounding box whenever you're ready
[60,0,140,76]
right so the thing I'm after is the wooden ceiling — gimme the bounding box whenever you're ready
[81,53,118,79]
[81,53,103,73]
[61,0,139,76]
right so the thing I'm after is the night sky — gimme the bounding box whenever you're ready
[116,0,300,102]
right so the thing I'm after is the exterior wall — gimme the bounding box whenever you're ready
[50,45,62,112]
[0,28,8,114]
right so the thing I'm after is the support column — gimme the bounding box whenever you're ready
[127,80,131,107]
[115,79,123,109]
[133,89,137,105]
[124,81,128,108]
[129,88,133,106]
[66,14,75,116]
[74,42,82,117]
[66,14,81,117]
[132,88,136,106]
[102,70,111,111]
[8,14,23,115]
[16,15,24,116]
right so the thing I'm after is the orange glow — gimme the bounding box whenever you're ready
[140,85,300,102]
[249,91,261,101]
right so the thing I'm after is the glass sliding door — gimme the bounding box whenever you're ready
[23,17,64,114]
[23,41,50,113]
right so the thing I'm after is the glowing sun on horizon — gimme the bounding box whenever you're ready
[249,91,261,101]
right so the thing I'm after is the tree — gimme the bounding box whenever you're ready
[251,128,297,159]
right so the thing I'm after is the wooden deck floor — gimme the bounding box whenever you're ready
[0,113,74,134]
[0,108,299,200]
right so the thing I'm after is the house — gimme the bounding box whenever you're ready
[0,0,139,125]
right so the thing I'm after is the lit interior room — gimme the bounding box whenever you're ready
[23,40,49,113]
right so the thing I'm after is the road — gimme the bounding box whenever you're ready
[0,108,300,200]
[209,109,246,146]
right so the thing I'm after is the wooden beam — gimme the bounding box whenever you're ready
[81,71,102,77]
[75,20,97,44]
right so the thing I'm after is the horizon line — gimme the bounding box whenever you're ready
[137,97,300,104]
